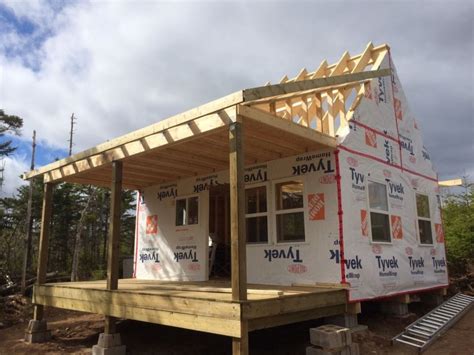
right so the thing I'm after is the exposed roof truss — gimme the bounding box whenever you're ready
[23,42,390,188]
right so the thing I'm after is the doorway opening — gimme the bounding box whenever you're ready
[209,184,231,278]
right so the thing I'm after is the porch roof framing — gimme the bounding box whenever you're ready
[22,42,391,189]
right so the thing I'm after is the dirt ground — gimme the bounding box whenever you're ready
[0,300,473,354]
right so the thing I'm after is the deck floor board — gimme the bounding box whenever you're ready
[34,279,347,338]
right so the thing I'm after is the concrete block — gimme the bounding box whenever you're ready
[310,324,352,349]
[24,319,51,343]
[306,343,359,355]
[92,333,126,355]
[380,302,409,315]
[325,314,358,328]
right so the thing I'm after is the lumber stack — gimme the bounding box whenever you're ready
[307,324,359,355]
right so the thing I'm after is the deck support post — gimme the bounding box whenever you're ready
[229,120,248,355]
[93,161,126,355]
[25,182,54,343]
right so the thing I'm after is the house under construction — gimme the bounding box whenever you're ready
[22,42,448,354]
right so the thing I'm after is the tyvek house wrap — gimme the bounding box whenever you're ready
[133,51,448,302]
[133,151,342,285]
[337,53,448,301]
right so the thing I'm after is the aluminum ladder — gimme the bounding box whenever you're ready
[392,292,474,352]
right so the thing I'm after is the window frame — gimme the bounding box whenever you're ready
[366,179,393,245]
[415,192,434,246]
[244,182,270,245]
[273,178,307,244]
[175,194,200,227]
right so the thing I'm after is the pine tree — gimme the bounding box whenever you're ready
[0,109,23,157]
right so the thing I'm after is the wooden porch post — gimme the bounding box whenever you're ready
[105,161,123,334]
[25,182,54,343]
[33,182,54,321]
[229,121,248,355]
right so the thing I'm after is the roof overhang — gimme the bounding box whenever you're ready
[23,44,391,189]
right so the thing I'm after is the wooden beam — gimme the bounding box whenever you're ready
[33,182,54,321]
[158,147,228,169]
[130,155,212,175]
[105,161,122,334]
[242,68,391,102]
[242,290,346,319]
[34,293,242,338]
[202,135,281,163]
[107,161,122,290]
[229,121,247,302]
[34,284,242,319]
[330,51,351,76]
[233,321,249,355]
[244,129,305,154]
[24,99,241,180]
[311,59,329,79]
[438,179,463,187]
[346,302,362,314]
[248,304,346,332]
[238,105,337,148]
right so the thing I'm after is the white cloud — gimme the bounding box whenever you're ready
[0,155,28,197]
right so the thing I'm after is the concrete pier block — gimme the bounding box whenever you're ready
[92,333,126,355]
[24,319,51,343]
[310,324,352,349]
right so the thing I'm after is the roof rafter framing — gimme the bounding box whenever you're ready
[23,43,390,187]
[246,42,390,137]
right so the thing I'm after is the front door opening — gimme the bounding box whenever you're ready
[209,184,230,278]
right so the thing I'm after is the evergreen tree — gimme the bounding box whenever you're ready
[0,109,23,157]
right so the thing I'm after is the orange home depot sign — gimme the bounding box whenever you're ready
[308,193,325,220]
[391,215,403,239]
[435,223,445,243]
[146,215,158,235]
[360,209,369,237]
[365,129,377,148]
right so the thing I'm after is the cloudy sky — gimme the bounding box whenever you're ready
[0,0,473,196]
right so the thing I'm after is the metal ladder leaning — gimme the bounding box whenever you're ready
[392,292,474,352]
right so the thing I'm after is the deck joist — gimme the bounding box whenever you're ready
[33,279,347,338]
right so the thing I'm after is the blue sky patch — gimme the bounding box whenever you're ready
[0,4,37,35]
[3,135,69,168]
[0,1,75,72]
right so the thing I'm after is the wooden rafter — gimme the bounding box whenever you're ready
[248,42,390,136]
[241,68,390,102]
[22,43,390,186]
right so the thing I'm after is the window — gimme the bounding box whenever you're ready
[416,193,433,244]
[245,186,268,243]
[368,181,391,243]
[275,180,305,242]
[175,196,199,226]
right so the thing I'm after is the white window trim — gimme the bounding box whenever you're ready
[366,179,393,245]
[175,194,200,227]
[272,177,307,245]
[415,192,434,246]
[245,183,270,245]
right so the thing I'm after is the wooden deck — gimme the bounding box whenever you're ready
[33,279,347,338]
